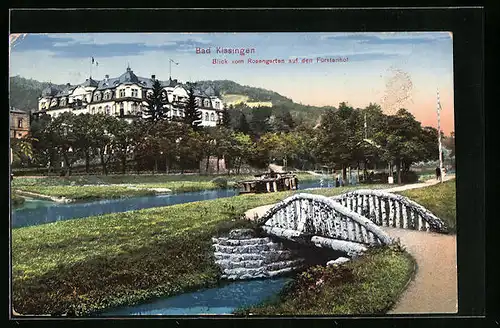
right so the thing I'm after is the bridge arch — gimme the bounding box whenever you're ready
[255,193,393,255]
[331,189,448,233]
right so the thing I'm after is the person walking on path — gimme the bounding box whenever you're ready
[435,167,441,181]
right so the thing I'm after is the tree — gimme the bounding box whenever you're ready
[183,86,202,131]
[219,104,231,128]
[143,79,169,123]
[109,119,136,174]
[50,112,79,176]
[250,106,272,137]
[30,113,53,169]
[73,113,100,174]
[228,132,254,174]
[10,135,37,167]
[271,108,296,133]
[237,112,251,134]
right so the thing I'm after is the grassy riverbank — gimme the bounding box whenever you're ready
[396,180,456,233]
[11,192,26,208]
[12,184,387,316]
[235,245,415,315]
[11,173,322,200]
[14,185,156,202]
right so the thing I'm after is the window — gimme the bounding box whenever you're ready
[215,101,220,109]
[18,133,22,137]
[210,113,215,121]
[131,103,137,114]
[94,93,100,101]
[119,89,125,97]
[60,98,66,106]
[204,99,210,107]
[120,103,124,116]
[104,92,111,100]
[105,105,110,115]
[174,109,178,116]
[132,89,138,97]
[17,118,23,128]
[98,106,102,114]
[205,112,209,121]
[91,107,96,114]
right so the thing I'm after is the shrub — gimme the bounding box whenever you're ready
[210,177,228,189]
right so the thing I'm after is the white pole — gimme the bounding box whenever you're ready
[437,89,443,183]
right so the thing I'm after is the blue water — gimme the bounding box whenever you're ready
[12,179,339,228]
[100,277,291,316]
[11,189,238,228]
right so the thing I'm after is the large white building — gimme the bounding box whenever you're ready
[36,66,224,127]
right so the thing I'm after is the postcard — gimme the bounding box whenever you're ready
[9,31,457,317]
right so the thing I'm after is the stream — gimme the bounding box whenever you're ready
[100,277,292,316]
[12,179,337,228]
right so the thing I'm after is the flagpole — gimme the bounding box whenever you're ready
[437,89,443,183]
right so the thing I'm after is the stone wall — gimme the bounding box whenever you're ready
[212,229,304,280]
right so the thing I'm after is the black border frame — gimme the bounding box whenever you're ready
[7,7,486,327]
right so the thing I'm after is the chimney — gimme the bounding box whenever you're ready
[105,74,109,79]
[66,83,71,87]
[151,74,156,80]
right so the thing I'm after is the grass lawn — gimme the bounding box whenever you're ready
[11,184,387,316]
[396,179,456,233]
[235,245,415,315]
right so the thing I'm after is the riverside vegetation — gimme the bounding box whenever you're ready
[11,173,320,202]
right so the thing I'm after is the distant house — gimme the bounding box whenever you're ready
[10,107,30,139]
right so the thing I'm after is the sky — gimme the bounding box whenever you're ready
[9,32,454,134]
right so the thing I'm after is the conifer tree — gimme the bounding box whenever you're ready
[143,79,168,123]
[183,86,202,131]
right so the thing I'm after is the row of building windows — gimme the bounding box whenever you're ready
[90,103,141,116]
[44,95,221,109]
[204,112,217,122]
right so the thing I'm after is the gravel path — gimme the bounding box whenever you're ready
[383,227,457,314]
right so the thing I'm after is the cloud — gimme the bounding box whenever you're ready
[10,34,213,58]
[321,33,451,45]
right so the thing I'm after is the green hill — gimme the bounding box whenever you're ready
[9,76,71,112]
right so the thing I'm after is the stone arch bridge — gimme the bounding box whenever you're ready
[254,190,448,256]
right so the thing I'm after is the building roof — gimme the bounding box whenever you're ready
[10,107,28,114]
[39,66,221,100]
[118,67,140,84]
[41,85,61,97]
[81,77,99,88]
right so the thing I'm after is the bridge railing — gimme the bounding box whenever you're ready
[331,190,448,233]
[256,193,393,248]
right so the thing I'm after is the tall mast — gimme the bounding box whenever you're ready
[364,112,368,140]
[437,89,443,182]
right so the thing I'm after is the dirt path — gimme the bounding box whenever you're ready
[383,227,457,314]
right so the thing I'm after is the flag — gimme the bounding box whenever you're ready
[92,57,95,64]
